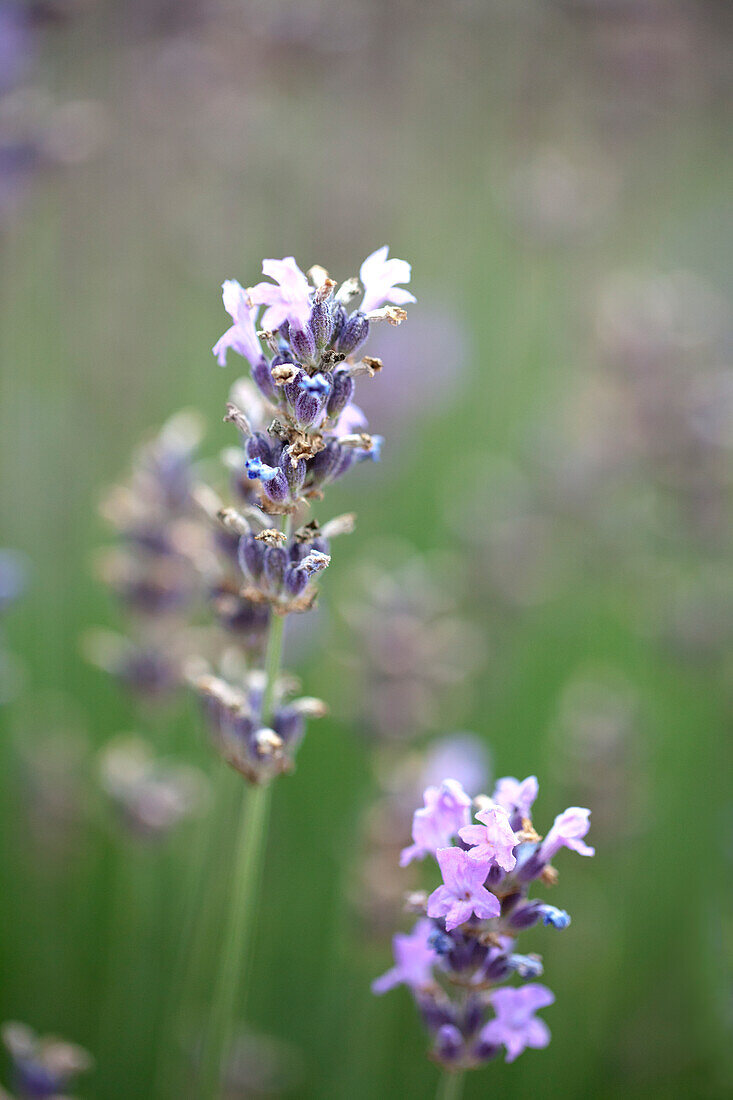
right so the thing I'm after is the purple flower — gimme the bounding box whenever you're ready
[360,246,416,314]
[213,280,263,367]
[400,779,472,866]
[480,984,554,1063]
[249,256,312,331]
[492,775,539,819]
[540,807,594,862]
[459,804,517,872]
[371,919,436,994]
[427,847,500,931]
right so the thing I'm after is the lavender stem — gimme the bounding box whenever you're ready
[437,1070,465,1100]
[198,518,288,1095]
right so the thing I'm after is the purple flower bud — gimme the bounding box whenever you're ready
[482,951,512,982]
[261,469,289,504]
[326,369,354,419]
[237,534,265,581]
[473,1037,500,1063]
[307,441,340,485]
[330,302,347,344]
[309,300,333,349]
[331,446,356,482]
[515,845,546,883]
[462,997,484,1037]
[272,705,305,747]
[337,310,369,356]
[486,864,505,887]
[263,545,287,594]
[293,389,323,431]
[289,323,317,363]
[284,564,308,597]
[500,891,522,913]
[252,357,276,400]
[509,902,542,930]
[245,433,276,465]
[284,455,306,497]
[435,1025,463,1064]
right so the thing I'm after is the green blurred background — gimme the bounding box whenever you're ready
[0,1,731,1097]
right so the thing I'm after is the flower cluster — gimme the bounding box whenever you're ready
[373,772,593,1071]
[186,248,412,781]
[1,1022,92,1100]
[190,668,328,785]
[213,248,414,514]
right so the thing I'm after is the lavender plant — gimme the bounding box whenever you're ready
[373,772,593,1095]
[87,410,211,702]
[185,247,414,1091]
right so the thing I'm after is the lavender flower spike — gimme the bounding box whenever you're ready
[360,246,417,314]
[427,846,500,931]
[479,985,554,1063]
[373,765,594,1077]
[213,280,263,367]
[459,802,518,871]
[248,256,312,331]
[540,807,594,862]
[400,778,472,866]
[371,919,436,994]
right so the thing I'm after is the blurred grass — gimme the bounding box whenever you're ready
[1,4,732,1098]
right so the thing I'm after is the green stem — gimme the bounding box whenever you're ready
[436,1069,465,1100]
[197,523,289,1097]
[197,779,272,1096]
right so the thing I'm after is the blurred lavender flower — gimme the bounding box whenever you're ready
[0,3,103,226]
[549,667,645,842]
[339,546,485,742]
[373,770,593,1073]
[14,710,89,864]
[358,302,470,438]
[499,147,617,246]
[0,548,28,705]
[99,736,207,840]
[89,410,251,701]
[1,1022,92,1100]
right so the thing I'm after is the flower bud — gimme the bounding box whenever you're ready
[435,1025,463,1064]
[252,357,276,400]
[263,546,287,594]
[289,323,317,363]
[293,390,323,431]
[326,368,354,419]
[337,310,369,356]
[309,300,334,350]
[330,302,347,344]
[237,534,264,581]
